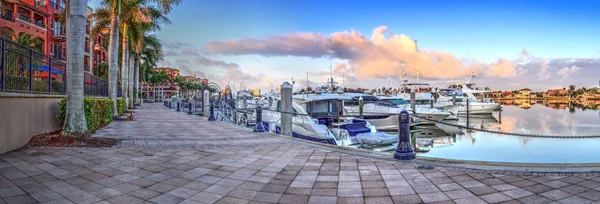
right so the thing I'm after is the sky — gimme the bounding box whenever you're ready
[89,0,600,92]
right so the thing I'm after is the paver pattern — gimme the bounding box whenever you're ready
[2,104,600,204]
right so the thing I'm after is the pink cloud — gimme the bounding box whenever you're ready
[204,25,521,79]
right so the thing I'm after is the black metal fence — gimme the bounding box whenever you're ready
[0,37,110,97]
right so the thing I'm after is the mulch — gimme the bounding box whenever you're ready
[26,131,120,148]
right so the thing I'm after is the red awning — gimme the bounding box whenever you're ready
[33,71,58,79]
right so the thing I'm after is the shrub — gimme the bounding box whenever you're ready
[57,97,118,133]
[117,98,126,116]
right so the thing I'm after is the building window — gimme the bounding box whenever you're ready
[50,19,54,29]
[50,43,54,54]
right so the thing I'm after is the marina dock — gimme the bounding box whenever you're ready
[1,103,599,204]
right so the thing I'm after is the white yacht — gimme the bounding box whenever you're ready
[261,94,399,149]
[343,93,451,131]
[435,75,501,114]
[378,95,460,120]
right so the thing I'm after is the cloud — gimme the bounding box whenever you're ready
[175,59,189,65]
[163,41,193,49]
[204,25,522,80]
[538,60,551,80]
[556,65,581,80]
[163,50,178,57]
[181,48,200,56]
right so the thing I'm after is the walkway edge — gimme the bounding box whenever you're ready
[213,121,600,173]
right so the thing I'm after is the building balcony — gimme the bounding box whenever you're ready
[53,30,66,41]
[35,21,46,29]
[0,11,14,22]
[18,13,30,22]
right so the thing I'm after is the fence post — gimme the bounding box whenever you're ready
[187,102,192,115]
[280,81,293,136]
[208,100,216,121]
[1,39,5,91]
[48,57,52,93]
[394,110,416,160]
[254,106,265,132]
[29,50,33,93]
[176,101,181,112]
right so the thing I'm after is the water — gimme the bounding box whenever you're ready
[417,100,600,163]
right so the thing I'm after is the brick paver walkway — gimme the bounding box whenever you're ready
[1,104,600,204]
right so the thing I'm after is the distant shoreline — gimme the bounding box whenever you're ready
[491,97,600,101]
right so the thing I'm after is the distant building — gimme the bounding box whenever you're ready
[180,74,203,83]
[544,89,568,97]
[517,88,532,98]
[154,67,179,79]
[251,89,261,97]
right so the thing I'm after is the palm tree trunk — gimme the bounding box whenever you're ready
[121,22,129,110]
[128,56,134,108]
[63,0,89,136]
[134,57,139,104]
[108,10,119,116]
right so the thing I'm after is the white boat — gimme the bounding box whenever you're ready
[435,75,501,114]
[343,94,451,131]
[378,95,460,120]
[261,94,399,148]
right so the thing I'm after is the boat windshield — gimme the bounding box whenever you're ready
[382,99,409,105]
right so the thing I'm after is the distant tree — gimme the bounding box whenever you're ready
[569,85,576,92]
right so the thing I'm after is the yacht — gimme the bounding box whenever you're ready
[378,95,460,120]
[435,75,501,114]
[343,93,451,131]
[261,94,399,149]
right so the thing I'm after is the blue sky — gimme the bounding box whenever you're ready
[89,0,600,91]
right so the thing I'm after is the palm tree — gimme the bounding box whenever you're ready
[92,0,181,114]
[137,34,162,102]
[13,32,43,52]
[62,0,89,136]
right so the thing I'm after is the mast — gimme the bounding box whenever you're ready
[414,40,419,84]
[329,57,334,92]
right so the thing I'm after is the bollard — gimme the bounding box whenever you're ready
[254,106,266,132]
[187,102,193,115]
[176,101,181,112]
[208,100,216,121]
[359,96,364,119]
[169,101,172,109]
[394,110,416,160]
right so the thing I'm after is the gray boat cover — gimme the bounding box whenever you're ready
[355,132,398,145]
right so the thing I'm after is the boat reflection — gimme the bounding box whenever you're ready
[435,114,500,135]
[414,126,455,149]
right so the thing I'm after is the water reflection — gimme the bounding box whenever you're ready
[417,103,600,163]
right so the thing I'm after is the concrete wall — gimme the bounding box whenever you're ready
[0,93,63,154]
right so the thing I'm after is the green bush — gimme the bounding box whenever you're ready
[56,97,117,133]
[117,98,126,116]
